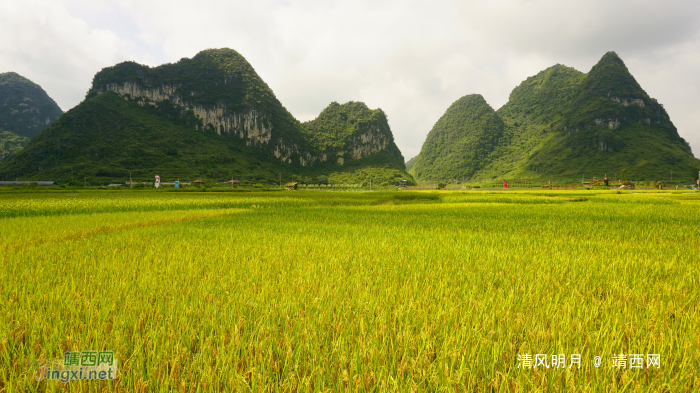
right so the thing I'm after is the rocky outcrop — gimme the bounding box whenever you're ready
[594,118,620,130]
[347,127,391,159]
[611,97,644,107]
[102,82,273,146]
[301,101,404,168]
[99,82,396,167]
[85,50,405,170]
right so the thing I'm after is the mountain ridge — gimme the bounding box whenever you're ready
[411,52,700,183]
[0,49,414,186]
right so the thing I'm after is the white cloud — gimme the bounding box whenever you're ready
[1,0,699,158]
[0,0,130,111]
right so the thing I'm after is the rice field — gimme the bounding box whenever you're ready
[1,189,699,392]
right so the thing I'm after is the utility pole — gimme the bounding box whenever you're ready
[130,172,132,188]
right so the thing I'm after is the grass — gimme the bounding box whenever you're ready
[1,189,698,391]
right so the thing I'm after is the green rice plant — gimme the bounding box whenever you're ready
[1,190,698,391]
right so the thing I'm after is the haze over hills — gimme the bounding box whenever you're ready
[0,49,412,185]
[0,72,63,163]
[410,52,700,183]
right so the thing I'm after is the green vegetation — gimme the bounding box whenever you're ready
[0,130,29,163]
[413,95,505,181]
[0,92,408,186]
[303,101,404,162]
[0,72,63,139]
[404,154,418,172]
[413,52,700,183]
[324,150,413,186]
[0,91,285,184]
[1,189,697,390]
[303,101,410,185]
[1,49,412,185]
[87,49,311,148]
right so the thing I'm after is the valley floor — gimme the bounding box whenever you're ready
[1,189,698,391]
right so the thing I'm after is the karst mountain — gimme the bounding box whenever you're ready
[409,52,700,183]
[0,72,63,163]
[0,49,410,185]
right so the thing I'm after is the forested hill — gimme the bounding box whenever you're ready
[411,94,505,182]
[0,72,62,163]
[303,101,405,168]
[0,72,63,139]
[410,52,700,183]
[0,49,413,185]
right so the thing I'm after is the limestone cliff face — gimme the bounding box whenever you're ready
[349,126,392,159]
[302,101,405,169]
[93,78,325,165]
[101,82,273,146]
[88,49,404,169]
[94,83,400,167]
[327,127,393,165]
[610,96,644,107]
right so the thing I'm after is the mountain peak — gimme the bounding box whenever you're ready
[411,93,505,180]
[303,101,404,166]
[188,48,256,73]
[457,93,488,104]
[0,72,38,87]
[448,94,494,115]
[0,72,63,139]
[579,50,646,102]
[596,51,625,67]
[1,48,412,184]
[411,51,700,182]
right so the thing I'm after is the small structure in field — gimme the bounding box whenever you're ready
[155,175,161,188]
[194,179,205,187]
[227,179,241,188]
[285,182,298,190]
[619,181,635,190]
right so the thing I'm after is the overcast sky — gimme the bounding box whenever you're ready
[2,0,699,160]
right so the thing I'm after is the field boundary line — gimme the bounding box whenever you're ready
[3,208,245,253]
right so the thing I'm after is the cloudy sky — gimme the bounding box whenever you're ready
[2,0,699,160]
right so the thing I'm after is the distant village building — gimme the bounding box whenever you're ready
[194,179,205,187]
[227,179,241,188]
[285,182,298,190]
